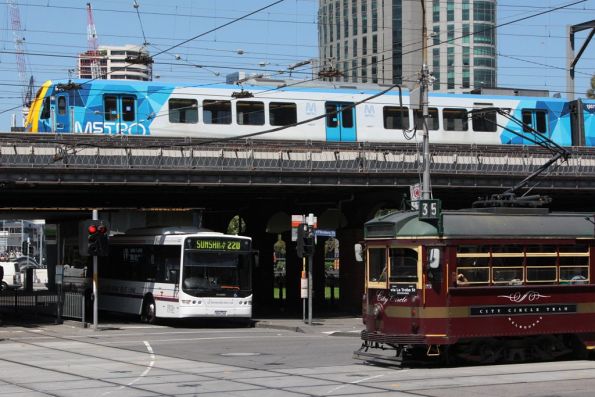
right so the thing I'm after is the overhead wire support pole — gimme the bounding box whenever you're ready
[420,0,431,200]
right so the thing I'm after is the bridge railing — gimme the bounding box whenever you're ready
[2,141,595,178]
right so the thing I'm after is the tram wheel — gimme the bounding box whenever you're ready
[142,297,157,324]
[0,281,7,291]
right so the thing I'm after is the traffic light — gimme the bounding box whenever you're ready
[296,223,314,258]
[82,220,109,256]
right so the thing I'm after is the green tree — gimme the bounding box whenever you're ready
[588,75,595,99]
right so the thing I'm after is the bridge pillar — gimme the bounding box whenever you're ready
[336,227,365,314]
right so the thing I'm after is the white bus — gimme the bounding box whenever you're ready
[99,226,255,323]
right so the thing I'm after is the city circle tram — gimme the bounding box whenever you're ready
[354,207,595,365]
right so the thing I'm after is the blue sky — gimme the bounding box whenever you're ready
[0,0,593,130]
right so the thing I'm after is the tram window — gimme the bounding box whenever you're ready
[491,257,523,266]
[525,245,557,253]
[237,101,264,125]
[368,248,387,282]
[389,248,418,282]
[203,100,231,124]
[526,267,556,283]
[457,256,489,266]
[57,96,67,115]
[326,103,339,127]
[414,108,439,130]
[522,109,548,134]
[492,245,523,254]
[472,108,497,132]
[104,96,118,121]
[270,102,297,126]
[558,244,588,253]
[457,245,490,253]
[40,97,51,119]
[383,106,410,130]
[559,256,588,266]
[169,98,198,124]
[122,96,135,122]
[492,267,524,284]
[456,267,489,285]
[560,266,589,283]
[443,108,468,131]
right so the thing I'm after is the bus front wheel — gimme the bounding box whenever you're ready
[141,297,157,324]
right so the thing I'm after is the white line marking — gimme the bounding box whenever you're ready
[324,374,384,395]
[101,340,155,395]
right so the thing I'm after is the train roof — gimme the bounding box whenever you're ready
[364,209,595,240]
[44,78,581,102]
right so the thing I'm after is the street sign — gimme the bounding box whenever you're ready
[410,183,421,210]
[314,229,336,237]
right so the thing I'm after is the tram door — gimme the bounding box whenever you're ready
[103,95,139,134]
[325,102,356,141]
[54,93,70,132]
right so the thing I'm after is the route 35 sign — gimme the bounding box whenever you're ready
[418,199,441,221]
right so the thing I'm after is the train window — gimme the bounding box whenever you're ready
[521,109,548,134]
[169,98,198,124]
[203,100,231,124]
[383,106,410,130]
[104,96,118,121]
[368,248,387,283]
[342,106,354,128]
[58,96,67,115]
[472,108,497,132]
[443,108,468,131]
[237,101,264,126]
[389,248,418,282]
[269,102,297,126]
[40,97,50,119]
[326,103,339,127]
[122,96,135,122]
[414,108,439,130]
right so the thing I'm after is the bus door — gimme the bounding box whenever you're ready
[103,95,138,134]
[54,93,70,132]
[325,102,356,141]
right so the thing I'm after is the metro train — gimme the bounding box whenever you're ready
[25,78,595,146]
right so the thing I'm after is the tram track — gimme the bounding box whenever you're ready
[1,326,594,396]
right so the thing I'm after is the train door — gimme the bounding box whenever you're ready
[54,93,70,132]
[325,102,356,141]
[103,95,138,134]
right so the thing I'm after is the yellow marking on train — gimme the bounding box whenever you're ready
[25,80,52,132]
[425,334,448,337]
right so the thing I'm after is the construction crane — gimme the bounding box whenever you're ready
[86,2,102,79]
[7,0,35,127]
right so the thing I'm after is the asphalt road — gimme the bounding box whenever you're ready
[1,321,595,396]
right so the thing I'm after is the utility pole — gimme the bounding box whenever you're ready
[420,0,431,200]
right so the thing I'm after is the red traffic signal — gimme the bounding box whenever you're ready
[88,224,98,234]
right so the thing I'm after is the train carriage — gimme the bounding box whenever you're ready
[24,78,595,147]
[355,207,595,364]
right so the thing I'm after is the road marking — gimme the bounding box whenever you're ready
[323,373,384,395]
[100,340,155,395]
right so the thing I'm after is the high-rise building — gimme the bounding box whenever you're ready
[317,0,497,92]
[78,45,153,81]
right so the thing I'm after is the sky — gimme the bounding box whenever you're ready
[0,0,593,130]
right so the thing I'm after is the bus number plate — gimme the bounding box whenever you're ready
[215,310,227,316]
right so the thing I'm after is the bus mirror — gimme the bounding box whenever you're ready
[354,244,364,262]
[253,252,259,268]
[428,248,440,269]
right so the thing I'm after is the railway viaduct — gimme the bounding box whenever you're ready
[2,133,595,315]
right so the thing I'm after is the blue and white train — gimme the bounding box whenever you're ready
[26,78,595,146]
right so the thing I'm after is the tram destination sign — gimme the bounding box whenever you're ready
[186,238,250,251]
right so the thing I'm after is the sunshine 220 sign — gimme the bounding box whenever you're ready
[186,238,248,251]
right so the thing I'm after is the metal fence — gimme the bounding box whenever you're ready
[0,289,86,322]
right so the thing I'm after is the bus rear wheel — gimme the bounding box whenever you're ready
[141,297,157,324]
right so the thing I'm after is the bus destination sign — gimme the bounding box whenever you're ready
[186,238,248,251]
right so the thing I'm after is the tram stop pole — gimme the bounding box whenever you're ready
[92,209,99,330]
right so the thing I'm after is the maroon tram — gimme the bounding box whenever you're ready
[354,207,595,364]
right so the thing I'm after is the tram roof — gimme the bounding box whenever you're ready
[364,209,595,240]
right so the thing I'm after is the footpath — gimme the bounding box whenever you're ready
[253,315,363,336]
